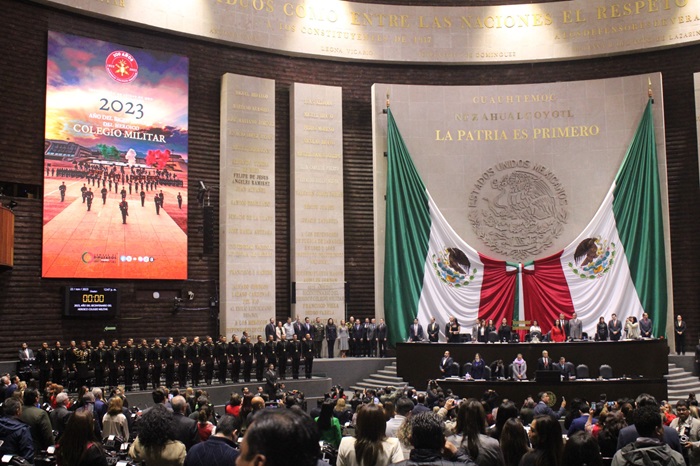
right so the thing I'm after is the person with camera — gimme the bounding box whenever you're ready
[669,400,700,466]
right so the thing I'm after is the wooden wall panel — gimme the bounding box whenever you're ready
[0,0,697,359]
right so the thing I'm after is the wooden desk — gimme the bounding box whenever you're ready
[397,339,669,389]
[436,377,667,405]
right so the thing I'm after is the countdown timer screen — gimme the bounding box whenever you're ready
[64,286,118,317]
[42,31,189,280]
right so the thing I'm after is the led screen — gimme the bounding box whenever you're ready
[42,32,189,279]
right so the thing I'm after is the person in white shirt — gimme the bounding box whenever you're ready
[386,397,414,438]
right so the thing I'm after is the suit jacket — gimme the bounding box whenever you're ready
[537,357,553,371]
[569,319,583,339]
[609,319,622,340]
[376,323,388,340]
[555,362,576,379]
[427,323,440,342]
[439,357,454,376]
[171,413,199,451]
[409,324,424,341]
[264,323,276,341]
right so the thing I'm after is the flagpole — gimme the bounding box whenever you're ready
[648,77,654,104]
[383,90,390,113]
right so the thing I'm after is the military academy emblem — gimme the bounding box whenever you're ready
[568,237,616,279]
[432,247,477,287]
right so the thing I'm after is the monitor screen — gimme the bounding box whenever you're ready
[64,286,118,318]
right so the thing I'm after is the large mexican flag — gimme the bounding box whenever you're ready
[384,101,666,345]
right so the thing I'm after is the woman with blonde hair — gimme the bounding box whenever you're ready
[102,395,129,440]
[337,403,403,466]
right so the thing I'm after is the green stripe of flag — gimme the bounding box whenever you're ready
[612,100,667,337]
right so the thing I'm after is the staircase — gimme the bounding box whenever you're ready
[666,362,700,404]
[350,361,412,392]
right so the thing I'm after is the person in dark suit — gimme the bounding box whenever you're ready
[228,335,241,383]
[595,316,609,341]
[497,318,512,343]
[302,334,314,379]
[446,316,461,343]
[555,357,576,380]
[101,186,108,204]
[675,314,687,355]
[241,336,254,382]
[289,334,302,379]
[608,314,622,341]
[264,318,276,342]
[140,189,146,207]
[170,395,199,451]
[533,391,566,420]
[427,317,440,343]
[439,351,454,377]
[376,318,388,357]
[177,192,183,209]
[537,350,554,371]
[59,182,66,201]
[276,334,288,379]
[409,318,424,342]
[49,392,71,439]
[17,343,35,380]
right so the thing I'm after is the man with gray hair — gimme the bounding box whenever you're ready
[50,392,72,438]
[171,395,199,451]
[184,414,240,465]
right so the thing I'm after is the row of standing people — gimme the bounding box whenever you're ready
[409,312,669,344]
[263,316,390,358]
[19,334,320,393]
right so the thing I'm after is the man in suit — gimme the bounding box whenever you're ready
[170,395,199,451]
[639,312,653,338]
[439,351,454,377]
[49,392,71,439]
[367,318,378,357]
[377,318,388,357]
[558,313,571,338]
[609,313,623,341]
[537,350,554,371]
[427,317,440,343]
[569,312,583,340]
[533,391,567,420]
[555,357,576,380]
[18,343,35,380]
[409,318,424,342]
[264,318,277,342]
[352,318,362,356]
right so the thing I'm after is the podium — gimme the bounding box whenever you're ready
[0,206,14,269]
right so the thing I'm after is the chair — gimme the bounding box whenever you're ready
[510,333,520,343]
[488,331,499,343]
[599,364,613,379]
[449,362,460,377]
[508,363,514,380]
[576,364,590,379]
[483,365,492,381]
[462,362,472,378]
[460,333,472,343]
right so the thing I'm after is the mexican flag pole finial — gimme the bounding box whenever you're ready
[648,77,654,103]
[386,90,390,109]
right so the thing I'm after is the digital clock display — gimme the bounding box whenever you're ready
[64,287,118,317]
